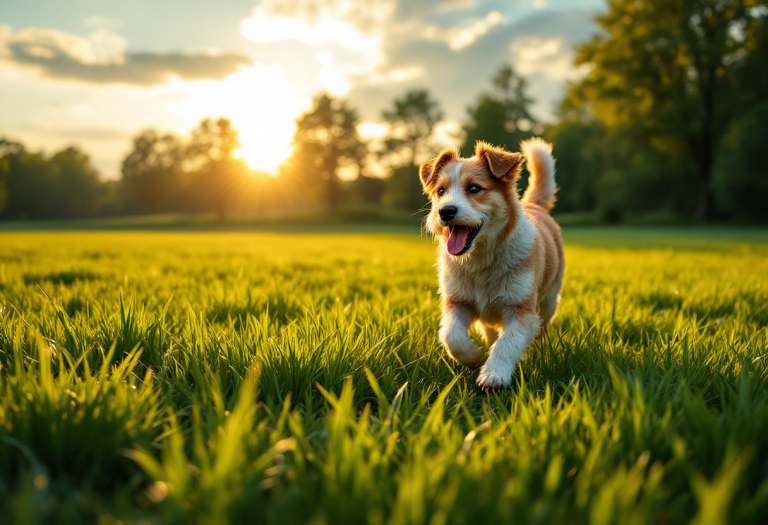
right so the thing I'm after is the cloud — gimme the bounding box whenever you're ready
[420,10,506,51]
[510,37,590,80]
[240,6,379,57]
[346,9,599,122]
[240,0,392,94]
[239,0,518,96]
[0,27,251,86]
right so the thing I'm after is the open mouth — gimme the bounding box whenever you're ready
[447,223,482,256]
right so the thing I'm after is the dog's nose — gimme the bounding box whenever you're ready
[439,206,457,222]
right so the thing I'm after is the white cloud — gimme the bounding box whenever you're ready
[241,9,379,58]
[0,27,127,65]
[0,26,250,85]
[510,36,588,80]
[240,0,508,100]
[421,11,506,51]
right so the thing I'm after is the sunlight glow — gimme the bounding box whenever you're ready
[167,64,310,173]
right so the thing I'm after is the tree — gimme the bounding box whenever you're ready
[0,141,105,220]
[379,90,443,211]
[712,101,768,221]
[50,147,102,219]
[186,118,245,220]
[0,140,23,216]
[460,65,536,157]
[1,149,58,220]
[381,90,443,168]
[288,93,366,210]
[121,130,185,214]
[570,0,763,220]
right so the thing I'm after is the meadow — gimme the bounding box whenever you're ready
[0,227,767,524]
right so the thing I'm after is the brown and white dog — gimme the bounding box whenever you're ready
[420,138,564,390]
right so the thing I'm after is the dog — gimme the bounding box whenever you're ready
[420,138,564,390]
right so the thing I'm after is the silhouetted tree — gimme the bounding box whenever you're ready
[186,118,245,219]
[121,130,185,214]
[712,102,768,221]
[0,141,102,220]
[461,65,536,157]
[50,147,102,219]
[381,90,443,168]
[289,93,366,210]
[349,175,387,205]
[0,140,22,215]
[379,90,443,211]
[1,148,58,220]
[571,0,763,220]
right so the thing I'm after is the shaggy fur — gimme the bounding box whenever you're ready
[420,139,564,390]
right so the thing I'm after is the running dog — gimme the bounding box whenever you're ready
[420,138,564,389]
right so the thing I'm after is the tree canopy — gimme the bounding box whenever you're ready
[569,0,768,219]
[461,65,537,157]
[379,89,443,211]
[288,93,366,210]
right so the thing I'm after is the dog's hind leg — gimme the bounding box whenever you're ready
[478,322,498,347]
[538,281,562,332]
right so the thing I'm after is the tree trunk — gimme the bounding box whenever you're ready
[693,117,715,221]
[693,58,718,222]
[695,176,716,221]
[328,174,339,211]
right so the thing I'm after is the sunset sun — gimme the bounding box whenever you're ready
[171,64,309,174]
[235,121,295,173]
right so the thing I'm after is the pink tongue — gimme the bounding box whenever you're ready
[447,226,470,255]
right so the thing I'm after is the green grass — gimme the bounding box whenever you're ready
[0,228,767,524]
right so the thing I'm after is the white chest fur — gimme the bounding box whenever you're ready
[439,215,537,323]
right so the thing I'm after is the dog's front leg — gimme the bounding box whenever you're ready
[439,302,483,368]
[477,307,540,390]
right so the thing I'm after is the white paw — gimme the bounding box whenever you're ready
[476,362,513,390]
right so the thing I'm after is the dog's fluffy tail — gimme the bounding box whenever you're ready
[520,137,557,211]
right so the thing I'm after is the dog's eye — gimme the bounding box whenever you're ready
[468,184,482,194]
[437,188,445,197]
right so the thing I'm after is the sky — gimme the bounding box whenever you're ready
[0,0,604,179]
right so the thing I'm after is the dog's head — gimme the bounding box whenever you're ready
[420,142,524,258]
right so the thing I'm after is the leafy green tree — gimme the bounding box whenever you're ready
[712,102,768,221]
[381,90,443,168]
[571,0,764,220]
[460,65,536,157]
[186,118,245,220]
[1,150,58,220]
[543,118,604,214]
[0,158,7,216]
[0,140,22,216]
[50,147,102,219]
[0,141,104,220]
[121,130,185,214]
[349,175,387,206]
[379,90,443,211]
[288,93,366,210]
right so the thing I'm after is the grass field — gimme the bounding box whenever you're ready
[0,228,767,524]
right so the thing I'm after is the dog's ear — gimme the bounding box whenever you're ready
[476,141,523,182]
[420,149,458,191]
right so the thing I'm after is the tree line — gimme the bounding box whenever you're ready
[1,0,766,223]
